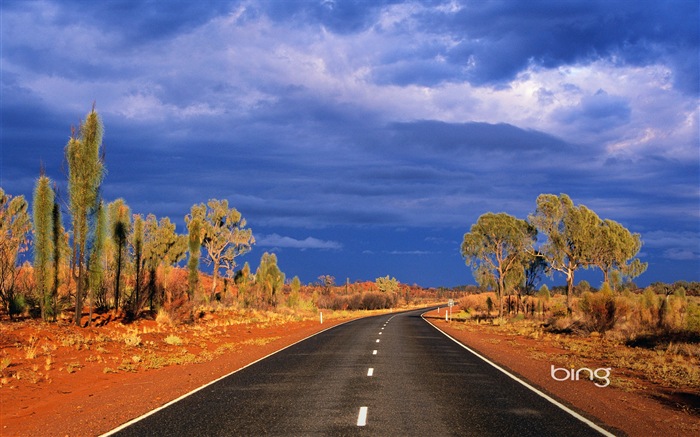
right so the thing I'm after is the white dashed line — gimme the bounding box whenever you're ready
[379,332,382,335]
[357,407,368,426]
[372,350,377,355]
[376,339,380,343]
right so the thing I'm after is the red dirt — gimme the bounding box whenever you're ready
[0,312,355,436]
[3,307,699,437]
[423,308,700,437]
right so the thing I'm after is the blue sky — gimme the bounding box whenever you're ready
[1,0,698,288]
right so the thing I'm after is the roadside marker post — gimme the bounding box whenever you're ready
[320,312,323,324]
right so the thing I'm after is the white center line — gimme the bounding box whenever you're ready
[372,350,377,355]
[379,332,382,335]
[357,407,368,426]
[367,368,374,376]
[376,339,380,343]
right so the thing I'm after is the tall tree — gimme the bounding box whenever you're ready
[0,190,31,319]
[51,198,64,317]
[107,199,130,310]
[255,252,284,307]
[186,200,254,301]
[88,201,106,320]
[142,214,187,310]
[590,218,647,286]
[130,214,144,314]
[65,107,105,325]
[186,215,202,301]
[461,212,536,318]
[528,193,600,313]
[32,175,55,321]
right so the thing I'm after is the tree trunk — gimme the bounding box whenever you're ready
[114,247,122,310]
[74,260,84,326]
[565,269,574,315]
[211,260,220,301]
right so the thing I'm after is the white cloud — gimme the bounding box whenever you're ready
[643,230,700,261]
[257,233,342,250]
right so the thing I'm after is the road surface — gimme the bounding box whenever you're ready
[107,308,616,436]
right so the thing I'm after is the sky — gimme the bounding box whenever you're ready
[1,0,699,288]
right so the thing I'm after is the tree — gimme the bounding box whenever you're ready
[142,214,187,309]
[288,275,302,308]
[318,275,335,295]
[528,194,600,314]
[185,200,254,301]
[51,197,65,317]
[590,218,647,287]
[186,215,202,301]
[107,199,130,310]
[87,201,106,323]
[0,189,31,319]
[130,214,144,313]
[65,107,105,325]
[33,175,55,321]
[255,252,284,307]
[376,275,399,293]
[461,212,536,318]
[523,252,548,296]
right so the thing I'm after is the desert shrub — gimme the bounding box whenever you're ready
[9,294,27,317]
[365,291,398,310]
[459,293,495,314]
[164,334,183,346]
[638,287,661,326]
[661,293,688,330]
[550,300,569,318]
[159,296,193,325]
[579,284,617,333]
[687,301,700,333]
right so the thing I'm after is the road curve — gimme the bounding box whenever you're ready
[105,308,616,436]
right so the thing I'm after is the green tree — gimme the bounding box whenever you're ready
[130,214,144,313]
[0,189,31,319]
[142,214,187,310]
[65,107,105,325]
[107,199,130,310]
[376,275,399,293]
[51,198,65,316]
[529,194,600,313]
[32,175,55,321]
[590,218,647,287]
[461,212,536,318]
[186,200,254,301]
[186,215,202,301]
[288,275,302,308]
[87,201,106,323]
[255,252,284,307]
[234,261,253,306]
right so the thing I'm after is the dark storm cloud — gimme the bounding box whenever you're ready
[555,90,631,131]
[405,0,699,92]
[385,120,572,154]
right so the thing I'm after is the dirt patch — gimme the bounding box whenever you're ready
[423,307,700,437]
[0,310,359,436]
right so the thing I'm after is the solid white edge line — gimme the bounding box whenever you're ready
[100,317,359,437]
[420,312,616,437]
[357,406,368,426]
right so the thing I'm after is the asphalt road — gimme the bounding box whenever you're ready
[107,308,616,436]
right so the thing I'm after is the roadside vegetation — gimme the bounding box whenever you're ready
[451,282,700,398]
[0,107,445,328]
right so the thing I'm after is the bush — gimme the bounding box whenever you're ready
[579,286,617,333]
